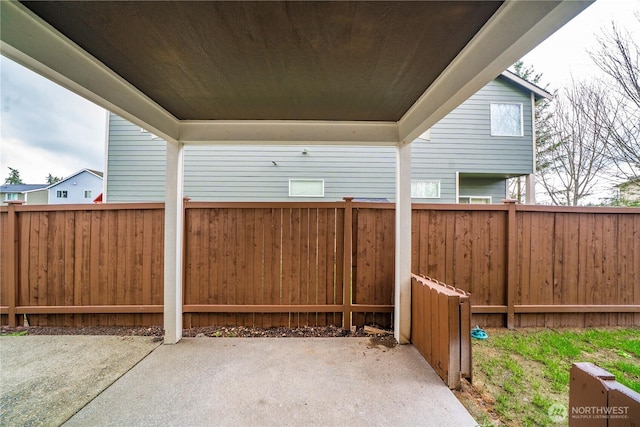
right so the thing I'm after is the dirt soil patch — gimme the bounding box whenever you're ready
[1,324,382,339]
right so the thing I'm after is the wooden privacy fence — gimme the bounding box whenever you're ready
[411,202,640,328]
[1,200,639,328]
[182,199,394,328]
[411,274,471,389]
[0,202,164,327]
[0,199,395,328]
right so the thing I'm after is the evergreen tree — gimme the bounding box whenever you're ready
[4,167,24,185]
[46,174,62,184]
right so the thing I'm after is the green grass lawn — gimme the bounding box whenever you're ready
[456,327,640,426]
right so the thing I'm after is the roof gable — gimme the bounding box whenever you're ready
[46,169,104,190]
[498,70,552,101]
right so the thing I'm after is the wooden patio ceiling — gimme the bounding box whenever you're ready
[20,1,501,122]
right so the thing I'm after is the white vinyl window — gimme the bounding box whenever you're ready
[490,103,523,136]
[458,196,492,204]
[84,190,92,198]
[411,180,440,198]
[56,190,68,198]
[4,193,19,201]
[289,179,324,197]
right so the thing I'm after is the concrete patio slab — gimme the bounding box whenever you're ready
[0,335,160,426]
[65,338,477,426]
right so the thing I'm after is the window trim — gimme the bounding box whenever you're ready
[458,195,492,204]
[490,102,524,137]
[411,180,441,199]
[288,179,325,197]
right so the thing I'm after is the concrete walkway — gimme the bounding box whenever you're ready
[2,336,477,426]
[0,335,161,426]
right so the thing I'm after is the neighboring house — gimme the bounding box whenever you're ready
[47,169,104,204]
[105,70,550,204]
[0,184,48,205]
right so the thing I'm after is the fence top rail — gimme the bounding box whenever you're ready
[1,202,164,213]
[412,203,640,214]
[515,204,640,214]
[412,203,509,211]
[185,201,346,209]
[411,274,470,298]
[352,202,395,209]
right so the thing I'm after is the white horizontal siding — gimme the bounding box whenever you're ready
[106,114,167,202]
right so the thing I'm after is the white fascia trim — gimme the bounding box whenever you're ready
[500,70,553,100]
[179,120,399,146]
[0,1,179,142]
[397,0,592,144]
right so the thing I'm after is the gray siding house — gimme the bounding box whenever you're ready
[105,71,549,203]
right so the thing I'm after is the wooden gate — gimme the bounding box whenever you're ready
[410,274,472,389]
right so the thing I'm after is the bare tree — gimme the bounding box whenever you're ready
[589,14,640,180]
[508,61,554,202]
[538,81,612,206]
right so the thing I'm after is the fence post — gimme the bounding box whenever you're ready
[342,197,353,330]
[6,200,24,327]
[182,197,191,321]
[503,199,517,329]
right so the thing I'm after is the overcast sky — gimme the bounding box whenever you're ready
[1,0,639,184]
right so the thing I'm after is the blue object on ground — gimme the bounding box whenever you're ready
[471,326,488,340]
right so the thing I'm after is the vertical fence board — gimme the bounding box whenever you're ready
[18,212,31,313]
[299,208,310,327]
[602,214,617,326]
[315,209,328,326]
[634,215,640,326]
[268,208,282,327]
[0,212,8,325]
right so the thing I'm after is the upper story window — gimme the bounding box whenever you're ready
[4,193,19,201]
[490,103,523,136]
[411,180,440,198]
[84,190,92,198]
[56,190,68,198]
[289,179,324,197]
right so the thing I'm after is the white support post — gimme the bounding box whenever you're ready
[395,141,412,344]
[525,174,536,204]
[164,140,185,344]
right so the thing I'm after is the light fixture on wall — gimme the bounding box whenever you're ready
[302,148,308,155]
